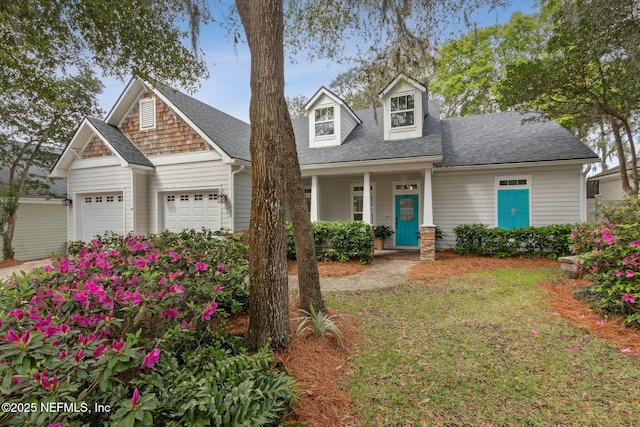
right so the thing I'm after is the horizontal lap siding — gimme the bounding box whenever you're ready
[433,164,584,249]
[149,160,230,233]
[68,166,132,241]
[597,177,626,204]
[316,177,350,221]
[233,171,251,231]
[134,171,149,235]
[9,202,67,260]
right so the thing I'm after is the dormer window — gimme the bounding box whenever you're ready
[315,107,334,136]
[390,94,415,128]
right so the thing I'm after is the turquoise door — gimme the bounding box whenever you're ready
[395,195,419,246]
[497,189,530,230]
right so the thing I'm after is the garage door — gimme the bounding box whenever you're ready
[80,193,124,241]
[163,191,221,232]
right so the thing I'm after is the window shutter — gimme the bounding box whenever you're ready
[139,98,156,130]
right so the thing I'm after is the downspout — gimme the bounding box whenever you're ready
[230,164,245,231]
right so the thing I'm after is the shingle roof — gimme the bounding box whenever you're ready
[292,100,443,165]
[156,85,251,161]
[589,162,638,179]
[438,112,599,167]
[87,118,154,167]
[0,166,66,198]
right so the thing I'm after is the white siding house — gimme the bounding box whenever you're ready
[51,75,599,260]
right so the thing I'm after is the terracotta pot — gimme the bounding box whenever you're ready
[375,238,385,251]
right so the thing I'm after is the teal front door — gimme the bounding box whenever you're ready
[395,195,419,246]
[497,189,530,230]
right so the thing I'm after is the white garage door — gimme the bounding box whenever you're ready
[80,193,124,241]
[163,191,221,232]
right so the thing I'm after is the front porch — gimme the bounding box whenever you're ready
[301,166,437,261]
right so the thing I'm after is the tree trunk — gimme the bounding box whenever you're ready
[2,214,16,260]
[283,140,323,312]
[619,116,639,195]
[237,0,290,350]
[609,118,635,196]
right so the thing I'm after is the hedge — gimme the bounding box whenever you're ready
[453,223,574,258]
[286,220,373,264]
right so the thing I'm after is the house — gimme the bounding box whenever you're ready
[51,75,599,260]
[0,166,67,260]
[586,163,640,222]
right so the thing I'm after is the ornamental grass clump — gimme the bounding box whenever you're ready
[0,230,296,426]
[573,197,640,325]
[295,304,344,346]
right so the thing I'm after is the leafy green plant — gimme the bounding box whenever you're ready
[0,230,296,426]
[294,305,344,346]
[286,221,373,264]
[453,223,574,257]
[573,197,640,325]
[374,225,394,239]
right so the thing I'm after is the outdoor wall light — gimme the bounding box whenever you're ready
[62,193,72,207]
[218,189,227,204]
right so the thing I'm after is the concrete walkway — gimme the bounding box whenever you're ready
[0,258,56,280]
[289,250,420,292]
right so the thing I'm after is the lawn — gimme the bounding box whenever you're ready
[328,267,640,426]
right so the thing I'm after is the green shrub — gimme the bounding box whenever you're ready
[573,197,640,325]
[286,221,373,264]
[0,230,295,426]
[453,223,573,258]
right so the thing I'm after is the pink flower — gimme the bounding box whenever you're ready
[131,388,140,409]
[168,271,182,281]
[616,270,623,277]
[622,294,636,304]
[112,338,125,353]
[218,263,225,272]
[201,301,218,321]
[571,346,581,351]
[162,309,179,320]
[169,284,184,294]
[626,270,635,278]
[531,329,539,336]
[621,348,636,355]
[93,345,106,359]
[595,320,605,325]
[74,349,84,363]
[44,265,53,273]
[141,348,160,369]
[12,377,23,385]
[215,285,222,292]
[58,351,66,361]
[169,251,180,262]
[631,240,640,247]
[195,261,208,271]
[8,309,24,320]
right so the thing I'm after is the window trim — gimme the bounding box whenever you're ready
[314,106,335,137]
[390,93,415,129]
[350,183,376,223]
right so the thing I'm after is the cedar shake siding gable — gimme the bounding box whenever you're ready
[82,136,114,159]
[120,94,211,157]
[86,117,154,168]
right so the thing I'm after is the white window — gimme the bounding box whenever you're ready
[351,184,375,223]
[390,94,415,128]
[139,98,156,130]
[314,107,334,136]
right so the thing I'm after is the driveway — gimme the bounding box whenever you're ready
[0,258,55,280]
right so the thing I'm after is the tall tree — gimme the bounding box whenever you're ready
[496,0,640,195]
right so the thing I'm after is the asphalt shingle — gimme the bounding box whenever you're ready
[87,118,154,168]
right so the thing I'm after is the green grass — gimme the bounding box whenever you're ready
[328,267,640,426]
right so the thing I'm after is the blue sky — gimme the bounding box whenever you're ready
[98,0,537,123]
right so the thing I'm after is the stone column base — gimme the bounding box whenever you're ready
[420,225,436,261]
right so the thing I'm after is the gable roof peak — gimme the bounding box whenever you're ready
[378,73,427,98]
[304,86,362,125]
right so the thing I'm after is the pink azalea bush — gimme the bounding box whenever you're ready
[0,229,295,426]
[572,197,640,325]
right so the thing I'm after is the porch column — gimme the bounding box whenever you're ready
[422,168,434,226]
[310,175,319,222]
[420,168,436,261]
[363,172,371,224]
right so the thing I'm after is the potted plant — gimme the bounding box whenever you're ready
[374,225,394,250]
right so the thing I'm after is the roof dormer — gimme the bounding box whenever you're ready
[379,74,428,141]
[305,87,361,148]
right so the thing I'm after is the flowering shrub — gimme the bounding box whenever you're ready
[0,230,296,426]
[573,197,640,325]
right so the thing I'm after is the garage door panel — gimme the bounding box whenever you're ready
[163,191,220,232]
[81,193,124,241]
